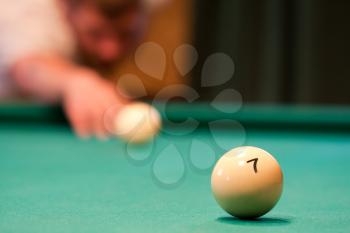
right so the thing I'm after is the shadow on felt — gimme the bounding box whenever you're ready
[216,216,292,226]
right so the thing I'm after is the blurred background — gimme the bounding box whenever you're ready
[116,0,350,105]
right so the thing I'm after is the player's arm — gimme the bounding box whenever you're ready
[11,54,78,102]
[11,54,126,138]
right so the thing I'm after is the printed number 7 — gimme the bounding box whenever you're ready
[247,158,258,173]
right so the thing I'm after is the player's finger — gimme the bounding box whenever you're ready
[66,107,92,138]
[91,92,113,139]
[98,92,125,136]
[92,105,110,140]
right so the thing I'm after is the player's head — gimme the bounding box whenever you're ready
[63,0,146,65]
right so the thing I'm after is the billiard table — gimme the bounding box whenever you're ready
[1,102,350,233]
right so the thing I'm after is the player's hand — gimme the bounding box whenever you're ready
[62,70,126,139]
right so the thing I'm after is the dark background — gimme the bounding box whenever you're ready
[192,0,350,105]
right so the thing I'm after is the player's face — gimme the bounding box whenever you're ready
[66,1,146,65]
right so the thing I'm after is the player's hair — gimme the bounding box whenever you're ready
[69,0,139,18]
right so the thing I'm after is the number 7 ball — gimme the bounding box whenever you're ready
[211,146,283,219]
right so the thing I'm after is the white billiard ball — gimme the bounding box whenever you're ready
[211,146,283,219]
[114,102,161,143]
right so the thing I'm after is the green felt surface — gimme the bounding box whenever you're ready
[1,104,350,233]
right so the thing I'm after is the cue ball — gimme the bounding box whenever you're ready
[211,146,283,219]
[114,102,161,143]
